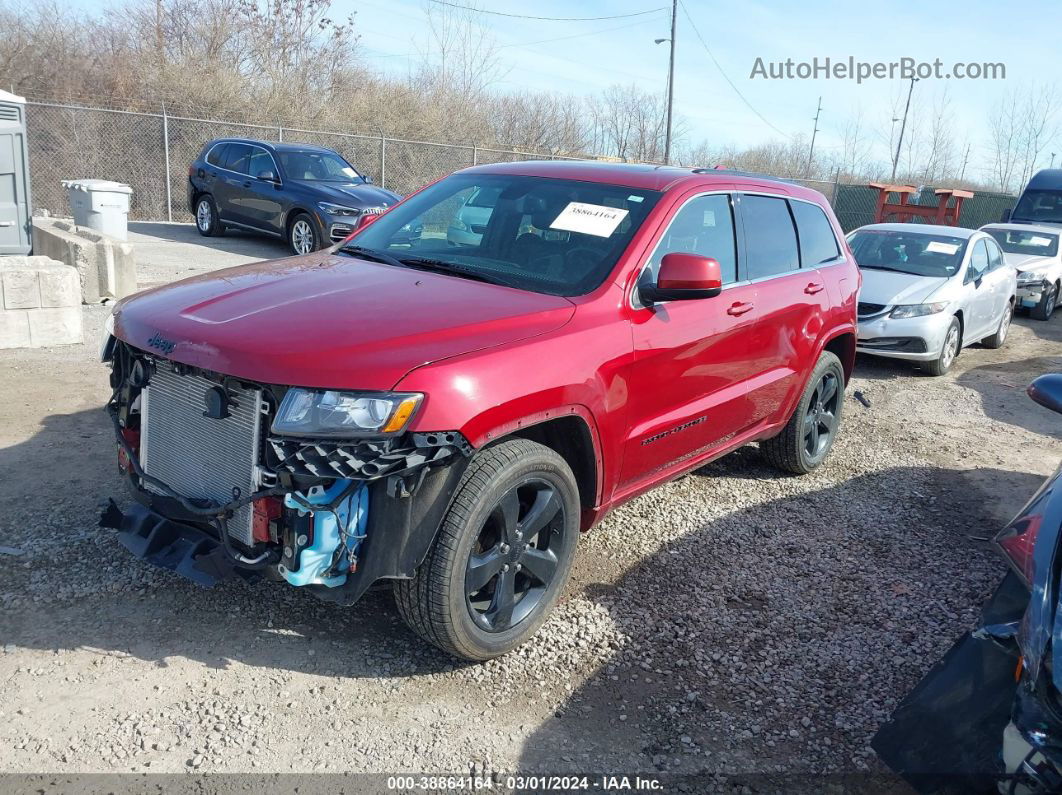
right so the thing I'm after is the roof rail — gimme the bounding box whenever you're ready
[690,167,800,185]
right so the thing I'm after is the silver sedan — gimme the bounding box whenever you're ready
[849,223,1017,376]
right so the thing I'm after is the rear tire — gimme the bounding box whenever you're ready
[194,195,224,237]
[924,317,961,376]
[983,302,1013,348]
[393,438,580,661]
[761,350,845,475]
[1031,283,1058,321]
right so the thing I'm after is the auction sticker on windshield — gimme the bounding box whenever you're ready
[926,241,960,255]
[550,202,629,237]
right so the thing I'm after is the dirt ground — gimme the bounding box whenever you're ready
[1,224,1061,792]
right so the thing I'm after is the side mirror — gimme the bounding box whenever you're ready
[1029,373,1062,415]
[257,170,278,182]
[1000,207,1012,223]
[364,175,374,184]
[640,253,723,304]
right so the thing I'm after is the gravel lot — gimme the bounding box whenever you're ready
[1,224,1061,790]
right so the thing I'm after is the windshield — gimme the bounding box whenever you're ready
[345,173,662,296]
[985,227,1060,257]
[1012,189,1062,224]
[848,229,968,277]
[275,149,363,182]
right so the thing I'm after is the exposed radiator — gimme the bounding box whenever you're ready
[140,367,263,546]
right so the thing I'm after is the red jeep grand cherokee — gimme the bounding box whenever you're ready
[101,161,858,660]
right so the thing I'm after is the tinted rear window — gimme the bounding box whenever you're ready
[791,201,840,266]
[742,195,799,279]
[223,143,253,174]
[205,143,228,167]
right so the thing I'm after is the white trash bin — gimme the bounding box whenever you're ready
[61,179,133,241]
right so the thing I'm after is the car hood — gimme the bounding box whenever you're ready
[112,253,575,390]
[1005,253,1055,272]
[857,268,950,306]
[294,182,400,209]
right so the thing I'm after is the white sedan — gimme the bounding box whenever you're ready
[981,223,1062,320]
[849,223,1017,376]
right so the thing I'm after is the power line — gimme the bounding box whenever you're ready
[497,14,667,49]
[426,0,667,22]
[678,0,792,139]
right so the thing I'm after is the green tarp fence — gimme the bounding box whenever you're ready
[831,184,1017,233]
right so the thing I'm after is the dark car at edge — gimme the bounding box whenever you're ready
[187,138,403,254]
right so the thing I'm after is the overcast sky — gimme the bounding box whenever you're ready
[342,0,1060,178]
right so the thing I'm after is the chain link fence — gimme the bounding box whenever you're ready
[25,101,585,222]
[25,100,1015,230]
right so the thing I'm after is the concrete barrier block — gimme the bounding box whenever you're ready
[0,309,32,349]
[38,266,80,308]
[31,217,137,303]
[0,255,83,349]
[28,306,82,346]
[2,269,41,309]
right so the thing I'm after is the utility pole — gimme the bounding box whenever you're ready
[662,0,671,162]
[959,142,971,181]
[657,0,677,165]
[891,77,916,182]
[1052,153,1057,169]
[806,96,822,177]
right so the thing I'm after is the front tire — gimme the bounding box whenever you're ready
[924,316,961,376]
[761,350,845,475]
[288,213,320,255]
[1031,283,1058,321]
[194,195,224,237]
[393,438,580,661]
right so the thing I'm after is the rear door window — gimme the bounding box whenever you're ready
[647,194,738,284]
[247,148,275,179]
[205,143,229,167]
[223,143,253,174]
[790,200,840,266]
[741,195,800,279]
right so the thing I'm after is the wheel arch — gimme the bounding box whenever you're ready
[822,330,856,384]
[502,415,599,518]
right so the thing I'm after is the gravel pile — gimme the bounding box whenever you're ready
[1,310,1060,785]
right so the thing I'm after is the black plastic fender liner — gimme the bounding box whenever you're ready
[304,456,471,606]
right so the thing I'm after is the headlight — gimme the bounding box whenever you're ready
[272,388,423,437]
[889,302,949,319]
[317,202,360,217]
[100,311,116,363]
[1017,270,1045,286]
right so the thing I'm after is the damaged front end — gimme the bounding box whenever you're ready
[100,338,472,606]
[873,374,1062,794]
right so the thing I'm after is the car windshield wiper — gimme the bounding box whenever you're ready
[396,256,514,287]
[340,245,406,268]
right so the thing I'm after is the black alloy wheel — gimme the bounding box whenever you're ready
[465,478,565,633]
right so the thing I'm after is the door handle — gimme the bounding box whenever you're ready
[804,282,825,295]
[241,181,251,188]
[727,301,754,316]
[0,220,13,227]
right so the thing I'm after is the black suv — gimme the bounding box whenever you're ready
[188,138,402,254]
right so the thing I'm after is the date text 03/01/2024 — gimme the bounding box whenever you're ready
[385,775,665,791]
